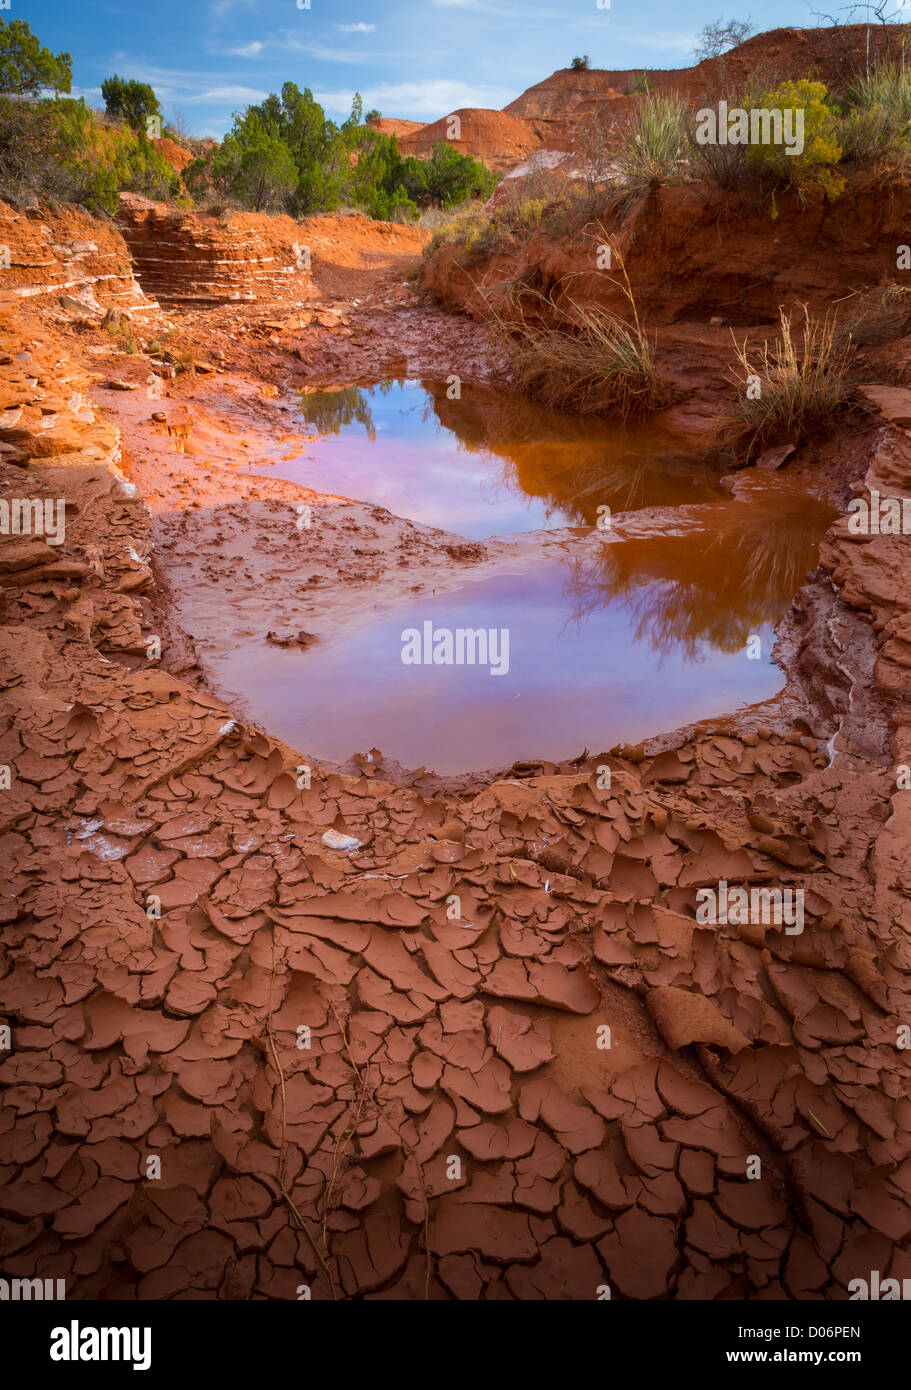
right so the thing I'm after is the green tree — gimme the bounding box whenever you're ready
[365,108,381,123]
[246,81,346,212]
[571,56,590,71]
[0,17,71,96]
[101,74,161,132]
[348,127,416,220]
[423,141,495,206]
[401,154,429,204]
[211,110,297,210]
[345,91,364,131]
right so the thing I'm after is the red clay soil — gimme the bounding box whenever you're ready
[397,109,540,173]
[1,169,910,1302]
[153,137,195,175]
[368,117,427,140]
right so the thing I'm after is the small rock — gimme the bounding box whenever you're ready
[321,829,362,852]
[755,442,796,471]
[266,629,317,648]
[59,294,98,315]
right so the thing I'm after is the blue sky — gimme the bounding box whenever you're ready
[23,0,840,138]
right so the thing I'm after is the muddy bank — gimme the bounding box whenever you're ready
[1,196,910,1300]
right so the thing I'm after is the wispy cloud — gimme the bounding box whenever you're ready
[181,84,267,104]
[93,59,267,108]
[315,78,515,120]
[280,34,386,65]
[208,0,259,16]
[227,41,264,58]
[636,31,699,55]
[338,22,376,33]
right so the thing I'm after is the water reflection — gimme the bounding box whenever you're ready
[211,381,840,771]
[423,381,724,528]
[563,486,838,659]
[277,379,723,539]
[298,381,402,441]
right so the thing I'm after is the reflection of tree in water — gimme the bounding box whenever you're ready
[297,380,404,442]
[423,380,722,526]
[562,495,837,662]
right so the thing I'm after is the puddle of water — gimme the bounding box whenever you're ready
[213,552,789,775]
[207,382,839,774]
[250,379,726,539]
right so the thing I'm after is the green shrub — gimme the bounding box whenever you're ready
[837,103,910,167]
[405,141,496,208]
[0,96,179,212]
[746,79,844,202]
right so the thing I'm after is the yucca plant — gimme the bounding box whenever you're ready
[608,93,687,213]
[847,59,911,126]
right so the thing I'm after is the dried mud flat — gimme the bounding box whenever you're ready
[1,198,910,1302]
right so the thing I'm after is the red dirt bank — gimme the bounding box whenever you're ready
[0,174,910,1302]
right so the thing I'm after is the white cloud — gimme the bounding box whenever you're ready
[180,84,268,104]
[227,41,264,58]
[636,32,699,55]
[338,22,376,33]
[315,79,515,120]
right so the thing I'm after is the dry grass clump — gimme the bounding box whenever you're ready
[490,247,665,418]
[718,305,855,462]
[833,282,911,346]
[425,193,568,260]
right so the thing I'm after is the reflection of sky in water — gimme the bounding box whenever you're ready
[248,379,723,540]
[220,379,839,772]
[212,563,785,775]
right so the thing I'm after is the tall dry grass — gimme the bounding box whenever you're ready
[489,244,665,418]
[718,305,855,462]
